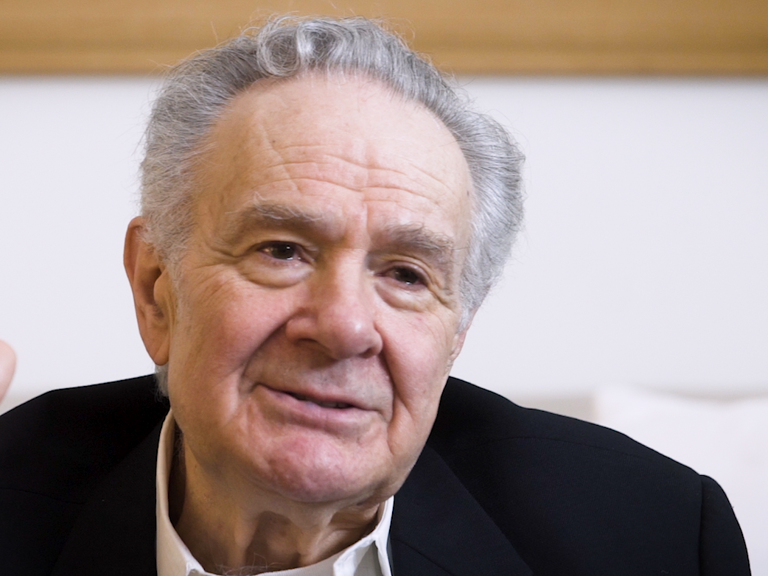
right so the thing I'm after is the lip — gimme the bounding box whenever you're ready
[254,383,376,433]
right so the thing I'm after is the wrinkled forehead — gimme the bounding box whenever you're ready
[192,73,473,233]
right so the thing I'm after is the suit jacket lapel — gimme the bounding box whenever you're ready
[52,421,162,576]
[391,445,532,576]
[48,420,530,576]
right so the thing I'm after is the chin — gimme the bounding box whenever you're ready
[257,442,397,507]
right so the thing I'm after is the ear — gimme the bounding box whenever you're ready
[124,217,174,366]
[449,309,477,364]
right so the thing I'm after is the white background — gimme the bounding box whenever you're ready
[1,76,766,401]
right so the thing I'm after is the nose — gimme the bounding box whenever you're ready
[285,265,383,360]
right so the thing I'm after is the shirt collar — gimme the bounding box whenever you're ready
[156,411,394,576]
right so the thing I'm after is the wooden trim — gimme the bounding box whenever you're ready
[1,0,767,75]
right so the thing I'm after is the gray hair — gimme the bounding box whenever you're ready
[142,16,524,388]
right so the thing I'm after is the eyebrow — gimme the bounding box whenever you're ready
[222,202,331,241]
[374,223,458,284]
[222,202,460,281]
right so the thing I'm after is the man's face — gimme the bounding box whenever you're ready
[150,74,472,508]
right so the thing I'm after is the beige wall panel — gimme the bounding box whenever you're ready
[1,0,767,73]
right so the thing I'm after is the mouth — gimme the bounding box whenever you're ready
[254,383,375,433]
[285,391,354,410]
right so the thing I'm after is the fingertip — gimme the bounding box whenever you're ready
[0,340,17,401]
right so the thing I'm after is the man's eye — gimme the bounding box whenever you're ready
[390,267,424,286]
[260,242,299,260]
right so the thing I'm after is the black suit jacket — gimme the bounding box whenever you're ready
[0,375,750,575]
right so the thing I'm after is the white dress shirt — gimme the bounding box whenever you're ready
[156,412,395,576]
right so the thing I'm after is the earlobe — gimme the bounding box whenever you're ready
[449,310,476,364]
[124,217,173,366]
[449,329,469,364]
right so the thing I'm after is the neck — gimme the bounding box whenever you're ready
[169,441,381,574]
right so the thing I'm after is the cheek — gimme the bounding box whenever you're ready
[168,279,300,397]
[384,312,456,428]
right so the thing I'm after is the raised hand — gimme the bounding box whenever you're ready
[0,340,16,405]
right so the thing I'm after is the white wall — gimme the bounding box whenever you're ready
[1,76,766,404]
[0,77,157,397]
[453,77,768,399]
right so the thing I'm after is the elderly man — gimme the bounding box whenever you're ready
[0,16,750,576]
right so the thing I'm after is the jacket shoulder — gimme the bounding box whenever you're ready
[0,375,166,575]
[428,377,749,575]
[0,375,168,502]
[432,376,673,461]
